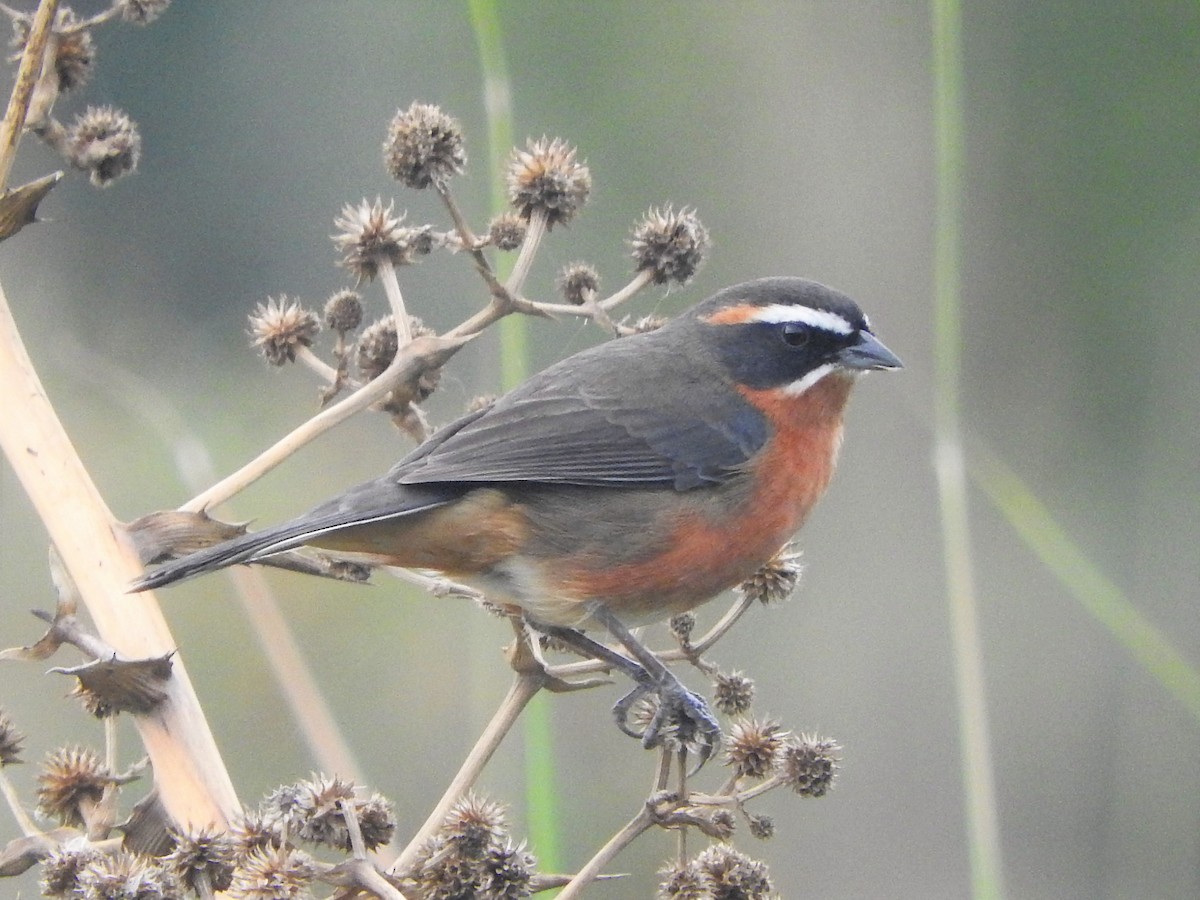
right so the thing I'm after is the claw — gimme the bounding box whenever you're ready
[610,672,722,768]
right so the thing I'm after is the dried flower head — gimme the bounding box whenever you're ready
[630,206,709,285]
[708,809,737,840]
[440,793,509,858]
[229,845,317,900]
[695,844,773,900]
[736,544,802,605]
[506,137,591,228]
[487,212,527,251]
[249,296,320,366]
[36,745,113,827]
[274,774,395,852]
[66,106,141,188]
[76,850,179,900]
[384,101,466,189]
[777,733,840,797]
[12,8,94,91]
[746,813,775,840]
[669,611,696,644]
[725,718,786,780]
[333,198,432,281]
[40,845,105,897]
[117,0,171,24]
[164,825,237,894]
[323,289,363,334]
[0,710,25,765]
[229,810,284,861]
[477,838,536,900]
[713,670,755,717]
[556,262,600,305]
[467,394,498,414]
[658,858,709,900]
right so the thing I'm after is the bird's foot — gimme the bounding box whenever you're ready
[613,671,721,768]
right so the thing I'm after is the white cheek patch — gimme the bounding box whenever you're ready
[746,303,854,335]
[780,362,836,396]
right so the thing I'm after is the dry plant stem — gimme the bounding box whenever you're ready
[389,672,544,876]
[531,268,656,319]
[0,0,56,187]
[556,806,655,900]
[0,770,38,837]
[181,332,469,513]
[505,207,548,296]
[377,257,412,344]
[65,340,368,787]
[0,282,239,827]
[228,565,367,783]
[295,345,342,385]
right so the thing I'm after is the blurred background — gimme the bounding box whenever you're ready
[1,2,1198,897]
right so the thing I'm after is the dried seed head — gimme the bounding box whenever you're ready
[323,289,363,334]
[695,844,773,900]
[747,813,775,840]
[249,296,320,366]
[506,137,591,228]
[164,825,237,894]
[66,106,141,188]
[777,733,841,797]
[40,845,105,898]
[477,838,536,900]
[333,198,432,281]
[487,212,527,251]
[76,850,179,900]
[713,670,755,717]
[725,718,786,780]
[229,810,284,861]
[440,793,509,858]
[629,205,709,285]
[356,315,399,381]
[556,262,600,305]
[736,544,802,606]
[274,774,395,852]
[36,745,112,827]
[657,859,709,900]
[384,101,466,189]
[708,809,737,840]
[229,845,318,900]
[669,611,696,643]
[12,8,95,91]
[0,710,25,765]
[117,0,171,24]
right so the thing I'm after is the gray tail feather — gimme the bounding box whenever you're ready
[129,518,331,593]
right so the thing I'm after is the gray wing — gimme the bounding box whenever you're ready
[393,335,769,491]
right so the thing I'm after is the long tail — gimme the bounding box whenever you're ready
[130,481,455,593]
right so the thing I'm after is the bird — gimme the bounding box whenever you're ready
[132,276,902,763]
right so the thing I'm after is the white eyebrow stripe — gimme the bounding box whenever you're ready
[744,303,854,335]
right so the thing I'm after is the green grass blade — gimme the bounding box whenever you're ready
[972,448,1200,723]
[466,0,560,874]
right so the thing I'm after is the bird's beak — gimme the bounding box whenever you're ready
[837,332,904,371]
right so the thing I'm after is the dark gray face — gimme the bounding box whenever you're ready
[685,277,902,392]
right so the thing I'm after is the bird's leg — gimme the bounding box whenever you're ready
[588,604,722,767]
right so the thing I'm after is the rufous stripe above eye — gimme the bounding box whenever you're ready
[704,302,854,334]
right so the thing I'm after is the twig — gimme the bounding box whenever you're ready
[0,769,39,837]
[181,332,471,513]
[389,672,544,877]
[0,0,57,187]
[504,207,547,296]
[555,804,655,900]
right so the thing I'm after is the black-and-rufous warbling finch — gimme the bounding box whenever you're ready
[134,277,902,762]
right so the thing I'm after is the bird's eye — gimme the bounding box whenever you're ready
[781,324,809,347]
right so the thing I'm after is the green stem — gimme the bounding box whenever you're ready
[931,2,1006,898]
[467,0,560,876]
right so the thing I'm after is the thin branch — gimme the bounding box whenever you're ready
[0,0,57,188]
[389,672,544,877]
[555,805,654,900]
[0,769,39,837]
[504,207,547,296]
